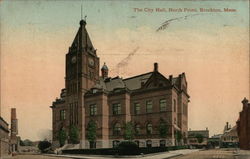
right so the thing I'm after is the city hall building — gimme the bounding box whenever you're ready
[51,19,190,149]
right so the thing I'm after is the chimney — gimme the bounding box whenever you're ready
[11,108,16,120]
[154,63,158,72]
[11,108,18,137]
[169,75,173,83]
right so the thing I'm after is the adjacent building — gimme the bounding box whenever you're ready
[51,19,190,149]
[10,108,20,153]
[220,123,238,148]
[0,116,10,158]
[237,98,250,150]
[208,134,222,148]
[187,128,209,148]
[0,108,20,157]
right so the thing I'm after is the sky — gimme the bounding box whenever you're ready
[0,0,249,140]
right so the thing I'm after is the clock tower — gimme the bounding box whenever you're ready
[65,19,100,146]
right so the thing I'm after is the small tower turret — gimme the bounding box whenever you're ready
[101,62,109,78]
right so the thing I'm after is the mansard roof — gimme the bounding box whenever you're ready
[85,64,189,97]
[70,20,95,53]
[87,71,173,95]
[123,72,153,90]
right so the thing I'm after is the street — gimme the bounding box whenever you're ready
[172,149,250,159]
[3,149,250,159]
[4,154,73,159]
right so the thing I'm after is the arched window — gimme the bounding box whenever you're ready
[174,99,176,112]
[89,141,96,149]
[146,140,152,148]
[112,140,120,148]
[135,124,140,135]
[146,123,153,135]
[113,123,121,135]
[160,140,166,147]
[159,120,168,138]
[134,140,140,146]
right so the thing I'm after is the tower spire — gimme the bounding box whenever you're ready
[81,4,83,20]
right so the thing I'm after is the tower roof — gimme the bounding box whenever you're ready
[70,20,95,53]
[101,62,109,70]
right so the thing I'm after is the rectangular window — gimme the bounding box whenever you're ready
[183,103,187,116]
[146,100,153,113]
[160,99,167,112]
[113,103,121,115]
[134,103,140,114]
[60,110,66,120]
[90,104,97,116]
[174,99,176,112]
[69,103,73,124]
[75,102,78,124]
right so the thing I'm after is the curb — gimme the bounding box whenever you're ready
[163,154,183,159]
[45,153,184,159]
[44,149,199,159]
[44,154,91,159]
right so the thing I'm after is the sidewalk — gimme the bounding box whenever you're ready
[45,149,200,159]
[233,149,250,159]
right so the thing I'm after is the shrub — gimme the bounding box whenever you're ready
[62,148,118,155]
[38,140,52,153]
[158,120,168,138]
[176,130,183,143]
[19,140,25,146]
[140,146,168,154]
[167,145,188,151]
[58,129,67,147]
[117,141,140,155]
[69,125,79,144]
[123,122,134,140]
[86,120,97,142]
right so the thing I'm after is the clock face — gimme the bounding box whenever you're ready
[71,56,76,64]
[88,57,94,66]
